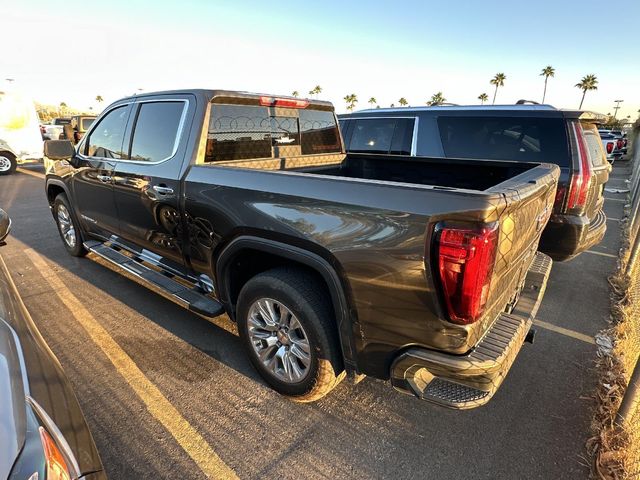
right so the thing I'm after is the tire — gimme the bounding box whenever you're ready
[237,267,345,402]
[53,194,87,257]
[0,152,17,176]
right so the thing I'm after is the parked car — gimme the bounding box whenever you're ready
[339,104,611,261]
[0,208,106,479]
[0,89,44,175]
[598,130,620,162]
[41,123,64,141]
[44,90,559,409]
[60,115,96,144]
[609,129,627,155]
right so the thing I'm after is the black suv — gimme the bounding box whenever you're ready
[339,105,610,261]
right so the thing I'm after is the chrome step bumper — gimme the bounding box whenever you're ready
[390,252,552,409]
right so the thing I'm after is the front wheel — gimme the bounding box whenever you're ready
[237,267,345,402]
[0,152,17,176]
[53,194,87,257]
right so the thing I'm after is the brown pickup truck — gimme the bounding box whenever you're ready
[44,90,559,409]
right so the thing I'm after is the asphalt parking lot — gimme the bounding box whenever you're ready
[0,161,631,479]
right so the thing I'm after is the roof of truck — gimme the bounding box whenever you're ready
[352,104,559,114]
[116,89,334,108]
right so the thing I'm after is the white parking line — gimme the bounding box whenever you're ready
[604,197,627,203]
[607,217,621,222]
[24,248,238,480]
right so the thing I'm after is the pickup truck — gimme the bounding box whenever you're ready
[43,90,559,409]
[339,105,611,261]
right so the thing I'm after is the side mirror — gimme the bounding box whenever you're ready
[0,209,11,245]
[44,140,76,161]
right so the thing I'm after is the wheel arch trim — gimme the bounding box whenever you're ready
[216,236,358,371]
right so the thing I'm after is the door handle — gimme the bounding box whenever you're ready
[97,175,112,183]
[153,185,174,195]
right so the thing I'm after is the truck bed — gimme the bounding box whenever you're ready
[295,153,537,192]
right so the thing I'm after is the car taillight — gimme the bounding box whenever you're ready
[616,139,623,150]
[434,223,499,325]
[39,427,72,480]
[259,96,309,109]
[566,122,592,211]
[606,142,614,154]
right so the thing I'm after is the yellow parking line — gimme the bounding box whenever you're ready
[17,167,45,179]
[533,319,595,345]
[584,250,618,259]
[24,248,238,480]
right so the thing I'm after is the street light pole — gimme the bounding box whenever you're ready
[613,99,624,119]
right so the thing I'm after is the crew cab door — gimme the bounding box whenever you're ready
[110,96,193,270]
[71,103,131,238]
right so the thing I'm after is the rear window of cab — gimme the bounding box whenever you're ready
[205,104,342,163]
[437,116,571,167]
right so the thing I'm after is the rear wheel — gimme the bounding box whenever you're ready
[0,152,17,176]
[54,194,87,257]
[237,267,345,402]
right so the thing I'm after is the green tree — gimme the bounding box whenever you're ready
[490,73,506,105]
[368,97,377,108]
[427,92,446,106]
[344,93,358,111]
[309,85,322,98]
[478,93,489,105]
[291,90,300,98]
[575,74,598,109]
[540,66,555,103]
[398,97,408,107]
[59,102,67,116]
[95,95,104,103]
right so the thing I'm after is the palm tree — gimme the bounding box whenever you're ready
[309,85,322,98]
[478,93,489,105]
[59,102,67,116]
[575,74,598,109]
[540,66,555,103]
[490,73,506,105]
[427,92,446,106]
[291,90,300,98]
[95,95,104,103]
[344,93,358,111]
[398,97,408,107]
[368,97,377,108]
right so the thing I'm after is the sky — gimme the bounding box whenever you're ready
[2,0,639,118]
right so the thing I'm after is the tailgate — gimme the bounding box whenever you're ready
[482,163,559,326]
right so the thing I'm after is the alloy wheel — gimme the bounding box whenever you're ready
[247,298,312,383]
[57,204,77,248]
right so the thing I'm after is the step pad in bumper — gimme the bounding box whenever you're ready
[390,251,552,409]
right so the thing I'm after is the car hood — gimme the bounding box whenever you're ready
[0,255,103,477]
[0,318,27,480]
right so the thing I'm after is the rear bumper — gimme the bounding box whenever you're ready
[390,252,552,409]
[538,210,606,261]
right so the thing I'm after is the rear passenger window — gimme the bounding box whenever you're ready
[347,118,414,155]
[85,105,129,159]
[130,102,185,162]
[437,116,570,166]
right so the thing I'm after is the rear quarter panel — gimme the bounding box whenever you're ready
[184,164,558,377]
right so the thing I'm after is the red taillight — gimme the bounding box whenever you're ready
[566,122,592,211]
[606,142,614,154]
[435,223,499,325]
[259,96,309,109]
[39,427,72,480]
[616,139,623,150]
